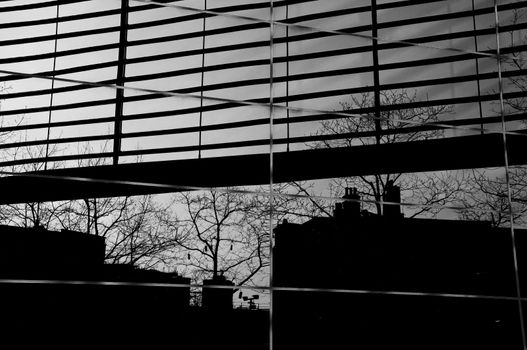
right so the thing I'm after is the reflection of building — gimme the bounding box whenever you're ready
[0,224,105,280]
[0,225,192,344]
[273,188,524,350]
[0,225,268,349]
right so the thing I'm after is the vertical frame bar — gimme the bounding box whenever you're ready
[269,3,276,350]
[198,0,207,159]
[370,0,383,214]
[113,0,129,165]
[371,0,381,145]
[44,2,60,170]
[472,0,484,134]
[285,3,290,152]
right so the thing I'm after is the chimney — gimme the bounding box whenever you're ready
[334,187,361,219]
[333,202,344,220]
[202,275,234,311]
[383,180,402,218]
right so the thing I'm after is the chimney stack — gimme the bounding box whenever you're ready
[383,180,402,218]
[334,187,361,219]
[202,275,234,310]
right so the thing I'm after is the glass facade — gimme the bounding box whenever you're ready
[0,0,526,348]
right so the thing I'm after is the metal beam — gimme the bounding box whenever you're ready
[113,0,128,165]
[1,133,526,204]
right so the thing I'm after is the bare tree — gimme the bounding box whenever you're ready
[164,189,269,287]
[0,141,179,270]
[501,8,527,116]
[54,144,181,269]
[295,90,462,218]
[454,11,527,227]
[457,167,527,227]
[0,138,68,229]
[47,194,177,269]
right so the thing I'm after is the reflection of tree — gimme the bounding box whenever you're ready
[501,9,527,116]
[64,195,176,269]
[296,90,461,218]
[319,90,447,148]
[457,167,527,227]
[457,11,526,227]
[0,141,66,228]
[5,194,177,269]
[0,139,269,285]
[0,143,177,270]
[59,148,178,269]
[164,190,269,287]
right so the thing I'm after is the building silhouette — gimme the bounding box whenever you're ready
[273,188,525,349]
[0,224,268,349]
